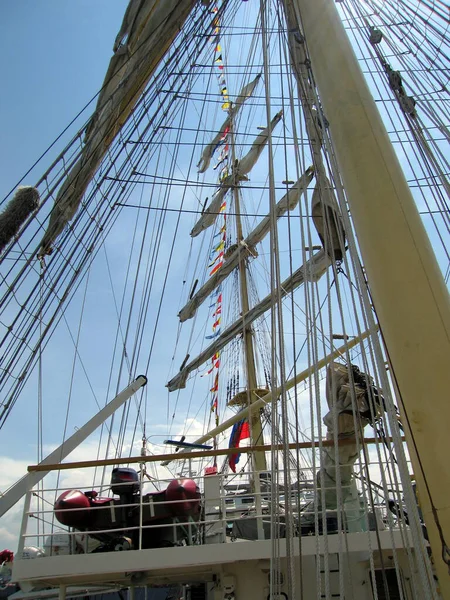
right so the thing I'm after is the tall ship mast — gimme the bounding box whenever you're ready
[0,1,449,599]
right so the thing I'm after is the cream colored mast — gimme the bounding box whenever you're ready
[228,116,267,473]
[286,0,450,592]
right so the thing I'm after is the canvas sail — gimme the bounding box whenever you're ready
[235,110,283,176]
[190,174,238,238]
[38,0,197,257]
[168,249,330,391]
[196,74,261,174]
[191,107,282,237]
[180,167,314,321]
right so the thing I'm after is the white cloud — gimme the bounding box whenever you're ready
[0,525,18,547]
[0,457,30,493]
[0,457,31,553]
[0,423,212,552]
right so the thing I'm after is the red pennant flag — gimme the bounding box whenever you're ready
[210,373,219,393]
[210,261,223,276]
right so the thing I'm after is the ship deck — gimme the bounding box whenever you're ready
[13,529,413,589]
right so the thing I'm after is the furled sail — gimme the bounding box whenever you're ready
[190,174,242,238]
[311,176,346,261]
[191,109,283,237]
[282,2,329,181]
[112,0,143,54]
[302,362,380,526]
[245,166,313,248]
[197,74,261,174]
[167,249,330,391]
[236,110,283,175]
[0,187,40,252]
[180,167,314,321]
[38,0,197,257]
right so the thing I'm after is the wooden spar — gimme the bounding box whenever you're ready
[28,437,404,473]
[290,0,450,588]
[162,327,375,465]
[229,111,267,472]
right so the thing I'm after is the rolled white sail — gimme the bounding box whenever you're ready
[168,249,330,391]
[311,175,346,261]
[39,0,197,257]
[179,244,243,322]
[190,174,237,238]
[302,363,379,521]
[246,166,314,248]
[237,110,283,176]
[192,109,284,237]
[233,75,262,108]
[180,167,314,321]
[197,74,261,173]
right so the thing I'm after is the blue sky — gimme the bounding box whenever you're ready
[0,0,441,466]
[0,1,139,548]
[0,1,265,468]
[0,0,357,483]
[0,1,319,514]
[0,2,127,201]
[0,1,135,447]
[0,1,242,480]
[0,0,447,554]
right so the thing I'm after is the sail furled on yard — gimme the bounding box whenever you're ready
[311,175,346,262]
[191,108,283,237]
[191,174,237,238]
[302,363,380,527]
[168,249,331,391]
[237,110,283,175]
[0,187,39,253]
[196,74,261,174]
[38,0,197,257]
[181,167,314,321]
[245,166,313,248]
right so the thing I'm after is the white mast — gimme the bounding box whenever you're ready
[287,0,450,591]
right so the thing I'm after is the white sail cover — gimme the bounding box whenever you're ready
[303,362,379,523]
[191,109,283,237]
[180,167,314,321]
[190,174,239,238]
[197,74,261,173]
[237,110,283,175]
[311,175,346,261]
[38,0,197,257]
[168,249,330,391]
[245,165,313,247]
